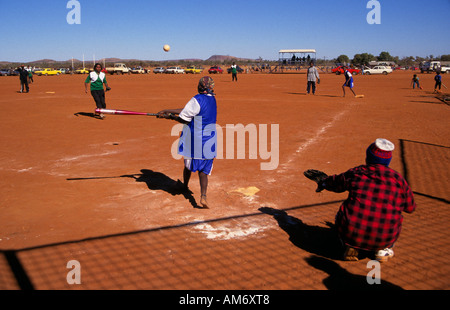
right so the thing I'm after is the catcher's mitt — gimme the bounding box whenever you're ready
[105,86,111,92]
[303,169,328,192]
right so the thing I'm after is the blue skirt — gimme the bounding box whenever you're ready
[184,158,214,175]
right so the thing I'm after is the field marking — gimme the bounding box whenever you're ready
[295,110,347,154]
[277,108,350,173]
[55,151,119,163]
[0,150,120,176]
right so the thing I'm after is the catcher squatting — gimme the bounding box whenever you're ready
[304,138,416,262]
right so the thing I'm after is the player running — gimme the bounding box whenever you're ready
[342,66,356,97]
[434,71,442,93]
[157,76,217,209]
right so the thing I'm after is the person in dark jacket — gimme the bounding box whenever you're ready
[18,65,29,93]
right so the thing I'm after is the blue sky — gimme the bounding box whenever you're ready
[1,0,449,62]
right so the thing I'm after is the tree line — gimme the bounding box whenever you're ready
[335,52,450,67]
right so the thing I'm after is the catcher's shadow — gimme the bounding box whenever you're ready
[259,207,343,260]
[306,255,403,290]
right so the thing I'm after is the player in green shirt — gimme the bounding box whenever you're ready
[231,62,238,82]
[84,63,111,119]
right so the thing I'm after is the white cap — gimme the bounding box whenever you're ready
[375,138,395,152]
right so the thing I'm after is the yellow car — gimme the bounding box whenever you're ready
[34,68,61,76]
[75,68,90,74]
[184,66,203,74]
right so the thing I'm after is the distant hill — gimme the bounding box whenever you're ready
[37,59,58,63]
[206,55,255,62]
[0,55,260,67]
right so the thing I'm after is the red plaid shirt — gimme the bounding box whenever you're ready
[324,164,416,251]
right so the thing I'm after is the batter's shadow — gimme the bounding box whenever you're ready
[126,169,201,209]
[259,207,343,260]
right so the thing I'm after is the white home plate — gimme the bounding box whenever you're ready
[192,222,266,240]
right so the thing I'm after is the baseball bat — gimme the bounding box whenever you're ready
[95,108,159,116]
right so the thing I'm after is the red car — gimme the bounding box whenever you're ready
[332,66,360,75]
[208,66,223,74]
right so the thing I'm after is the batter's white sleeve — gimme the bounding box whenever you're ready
[179,97,201,122]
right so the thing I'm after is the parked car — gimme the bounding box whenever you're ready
[227,65,244,73]
[34,68,61,76]
[164,66,184,74]
[364,66,393,75]
[153,67,165,74]
[75,68,90,74]
[420,61,450,74]
[184,66,203,74]
[0,69,12,76]
[332,66,360,75]
[131,67,145,74]
[105,63,130,75]
[208,66,223,74]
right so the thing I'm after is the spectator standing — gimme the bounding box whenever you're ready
[18,65,29,93]
[306,62,320,95]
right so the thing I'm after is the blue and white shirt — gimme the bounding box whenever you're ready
[178,94,217,159]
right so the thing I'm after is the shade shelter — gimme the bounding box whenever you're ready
[279,49,317,65]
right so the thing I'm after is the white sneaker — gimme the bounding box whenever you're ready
[376,248,394,263]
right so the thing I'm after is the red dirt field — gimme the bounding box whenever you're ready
[0,70,449,291]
